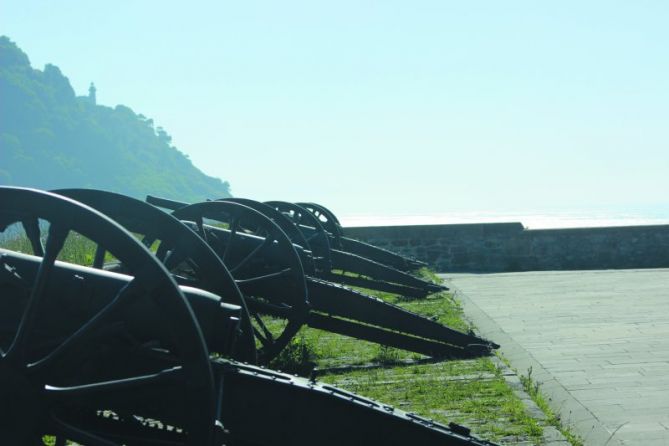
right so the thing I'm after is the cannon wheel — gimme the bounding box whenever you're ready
[0,187,214,445]
[305,202,342,226]
[220,198,317,276]
[53,188,257,363]
[296,202,344,248]
[265,201,333,273]
[172,201,309,364]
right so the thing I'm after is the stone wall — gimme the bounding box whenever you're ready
[344,223,669,272]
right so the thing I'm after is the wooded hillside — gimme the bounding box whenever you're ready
[0,36,231,202]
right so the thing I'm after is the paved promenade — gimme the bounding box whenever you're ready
[442,269,669,446]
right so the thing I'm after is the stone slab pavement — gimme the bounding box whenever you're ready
[441,269,669,446]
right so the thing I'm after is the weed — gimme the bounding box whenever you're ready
[269,334,319,376]
[372,345,402,365]
[519,366,585,446]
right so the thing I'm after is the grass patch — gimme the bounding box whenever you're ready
[518,366,585,446]
[372,345,403,365]
[415,266,443,284]
[321,359,543,441]
[278,279,548,444]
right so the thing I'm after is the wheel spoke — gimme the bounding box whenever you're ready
[153,239,170,262]
[245,297,294,318]
[45,366,184,401]
[221,217,239,263]
[21,218,44,256]
[194,215,208,243]
[252,327,271,347]
[229,233,273,274]
[28,279,142,373]
[93,244,106,268]
[6,224,68,361]
[252,312,275,343]
[140,235,157,249]
[234,268,293,284]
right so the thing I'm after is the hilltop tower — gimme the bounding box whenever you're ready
[88,82,97,105]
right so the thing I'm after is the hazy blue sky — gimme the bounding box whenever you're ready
[4,1,669,217]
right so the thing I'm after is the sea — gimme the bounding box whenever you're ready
[340,209,669,230]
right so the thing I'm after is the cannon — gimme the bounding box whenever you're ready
[222,198,437,297]
[265,200,443,297]
[0,187,500,446]
[56,189,309,363]
[52,188,258,363]
[296,201,428,271]
[215,197,327,276]
[147,195,444,298]
[164,198,498,361]
[55,190,496,362]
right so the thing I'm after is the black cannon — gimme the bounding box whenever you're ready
[146,195,445,298]
[296,201,427,271]
[265,200,444,297]
[53,190,496,363]
[0,187,500,446]
[152,197,498,361]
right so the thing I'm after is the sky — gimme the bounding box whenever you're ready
[3,1,669,220]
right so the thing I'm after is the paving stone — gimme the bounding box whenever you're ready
[444,269,669,446]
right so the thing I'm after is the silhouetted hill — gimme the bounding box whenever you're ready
[0,36,231,202]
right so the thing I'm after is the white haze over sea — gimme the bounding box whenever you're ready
[340,209,669,230]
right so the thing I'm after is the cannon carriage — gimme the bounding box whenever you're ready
[0,187,500,445]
